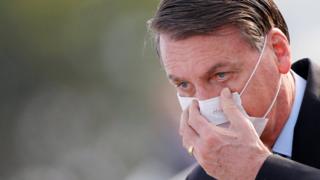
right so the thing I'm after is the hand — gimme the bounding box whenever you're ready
[179,88,272,180]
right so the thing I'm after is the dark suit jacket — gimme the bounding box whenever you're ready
[187,59,320,180]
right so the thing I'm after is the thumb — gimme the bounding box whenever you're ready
[220,88,246,128]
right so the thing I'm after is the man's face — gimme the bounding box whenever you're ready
[159,27,281,118]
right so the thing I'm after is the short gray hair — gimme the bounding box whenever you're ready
[148,0,290,55]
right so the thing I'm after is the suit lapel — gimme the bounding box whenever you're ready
[291,59,320,168]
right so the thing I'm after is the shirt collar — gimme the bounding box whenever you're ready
[272,70,307,158]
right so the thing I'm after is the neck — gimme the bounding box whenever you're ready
[260,71,296,149]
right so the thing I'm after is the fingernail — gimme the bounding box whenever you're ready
[221,88,232,98]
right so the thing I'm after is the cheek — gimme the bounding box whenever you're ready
[241,95,264,116]
[224,75,245,94]
[240,81,275,117]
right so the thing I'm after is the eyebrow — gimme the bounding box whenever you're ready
[168,61,241,82]
[204,61,240,77]
[168,74,181,82]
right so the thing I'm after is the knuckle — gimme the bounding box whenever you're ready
[189,119,194,127]
[186,114,192,122]
[188,117,199,130]
[203,133,216,145]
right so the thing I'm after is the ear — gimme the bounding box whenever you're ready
[268,28,292,74]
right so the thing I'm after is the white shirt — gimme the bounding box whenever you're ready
[272,70,307,158]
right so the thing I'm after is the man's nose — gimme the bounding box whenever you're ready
[194,85,220,101]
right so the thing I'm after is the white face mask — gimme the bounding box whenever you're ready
[177,35,282,136]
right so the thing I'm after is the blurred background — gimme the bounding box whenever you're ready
[0,0,319,179]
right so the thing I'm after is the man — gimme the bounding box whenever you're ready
[148,0,320,179]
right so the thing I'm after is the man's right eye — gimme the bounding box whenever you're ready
[177,81,189,89]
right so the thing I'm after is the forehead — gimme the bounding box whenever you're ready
[159,27,255,76]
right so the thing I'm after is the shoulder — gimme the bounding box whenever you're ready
[256,155,320,180]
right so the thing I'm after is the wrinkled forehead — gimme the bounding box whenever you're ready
[157,26,256,62]
[159,28,254,67]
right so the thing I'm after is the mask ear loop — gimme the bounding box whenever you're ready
[262,75,282,119]
[240,35,268,96]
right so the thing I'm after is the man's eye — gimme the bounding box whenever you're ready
[177,81,189,89]
[217,72,226,78]
[215,72,229,81]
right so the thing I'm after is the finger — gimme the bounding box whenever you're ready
[188,100,213,136]
[181,110,199,149]
[182,121,199,149]
[220,88,248,128]
[179,109,189,136]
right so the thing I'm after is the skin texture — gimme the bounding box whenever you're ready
[159,27,296,179]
